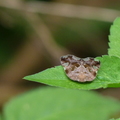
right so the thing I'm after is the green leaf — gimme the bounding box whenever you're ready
[108,17,120,57]
[24,55,120,90]
[3,87,120,120]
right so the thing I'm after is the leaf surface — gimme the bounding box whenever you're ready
[24,55,120,90]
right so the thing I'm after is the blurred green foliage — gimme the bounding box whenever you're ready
[3,87,120,120]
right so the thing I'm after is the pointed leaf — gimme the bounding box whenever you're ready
[24,55,120,90]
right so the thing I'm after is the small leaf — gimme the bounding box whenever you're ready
[108,17,120,58]
[24,55,120,90]
[3,87,120,120]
